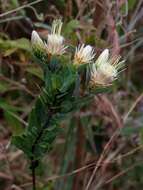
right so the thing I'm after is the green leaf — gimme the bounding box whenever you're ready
[11,0,20,7]
[128,0,137,10]
[0,98,25,135]
[26,65,44,80]
[0,81,11,93]
[121,126,140,136]
[0,98,24,112]
[121,0,137,14]
[4,110,24,135]
[89,86,111,95]
[0,38,31,55]
[64,20,79,37]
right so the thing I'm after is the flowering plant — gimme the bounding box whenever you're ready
[12,19,123,190]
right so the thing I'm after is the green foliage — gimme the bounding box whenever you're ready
[0,38,31,56]
[4,110,24,135]
[0,81,11,93]
[26,65,44,80]
[12,49,79,161]
[0,98,24,134]
[12,30,111,165]
[11,0,20,8]
[63,19,79,37]
[121,0,137,14]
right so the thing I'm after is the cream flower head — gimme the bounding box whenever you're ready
[45,19,67,55]
[31,30,45,50]
[74,44,95,65]
[89,49,124,86]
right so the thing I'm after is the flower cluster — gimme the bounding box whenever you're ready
[31,19,124,87]
[31,19,66,56]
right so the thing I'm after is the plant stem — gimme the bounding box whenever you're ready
[30,110,53,190]
[73,116,85,190]
[32,110,52,153]
[31,159,36,190]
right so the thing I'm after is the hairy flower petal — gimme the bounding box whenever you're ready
[89,49,124,86]
[31,30,45,50]
[74,44,95,65]
[46,19,67,55]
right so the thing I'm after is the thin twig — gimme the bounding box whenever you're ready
[123,92,143,123]
[50,144,143,179]
[85,129,120,190]
[105,161,143,184]
[113,144,143,162]
[0,75,36,97]
[26,144,142,183]
[76,0,88,19]
[0,0,44,18]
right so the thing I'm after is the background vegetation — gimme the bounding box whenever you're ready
[0,0,143,189]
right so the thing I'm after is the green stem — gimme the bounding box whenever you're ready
[30,110,53,190]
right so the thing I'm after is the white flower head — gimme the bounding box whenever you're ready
[46,19,67,55]
[74,44,95,65]
[31,30,45,50]
[89,49,124,86]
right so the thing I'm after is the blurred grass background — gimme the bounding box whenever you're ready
[0,0,143,189]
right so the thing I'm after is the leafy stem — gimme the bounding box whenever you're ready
[31,109,53,155]
[30,109,53,190]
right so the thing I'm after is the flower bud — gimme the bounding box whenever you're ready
[31,30,45,50]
